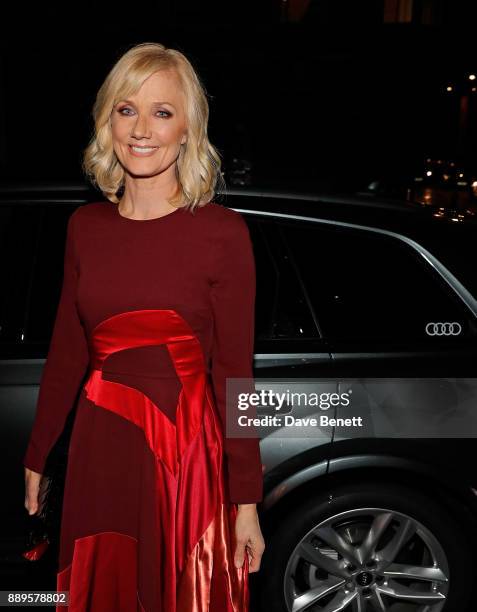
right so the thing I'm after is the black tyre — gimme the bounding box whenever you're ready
[259,482,475,611]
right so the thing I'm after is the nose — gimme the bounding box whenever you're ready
[131,113,152,140]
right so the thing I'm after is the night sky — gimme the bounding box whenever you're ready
[1,0,476,194]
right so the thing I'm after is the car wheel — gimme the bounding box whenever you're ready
[259,483,474,611]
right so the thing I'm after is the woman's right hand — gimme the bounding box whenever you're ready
[24,467,42,515]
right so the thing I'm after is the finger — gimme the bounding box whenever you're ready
[246,549,256,573]
[25,501,38,515]
[234,541,247,568]
[25,493,39,515]
[248,544,265,573]
[248,551,260,573]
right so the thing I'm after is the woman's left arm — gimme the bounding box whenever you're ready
[209,208,265,572]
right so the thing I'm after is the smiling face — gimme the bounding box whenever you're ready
[110,69,188,180]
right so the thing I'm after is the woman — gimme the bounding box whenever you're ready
[23,41,265,611]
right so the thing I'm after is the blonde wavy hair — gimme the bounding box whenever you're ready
[82,42,225,211]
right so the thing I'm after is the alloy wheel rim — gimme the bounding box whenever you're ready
[283,507,450,612]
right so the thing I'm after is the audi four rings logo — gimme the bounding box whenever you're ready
[425,322,462,336]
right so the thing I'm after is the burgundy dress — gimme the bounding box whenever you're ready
[22,200,263,611]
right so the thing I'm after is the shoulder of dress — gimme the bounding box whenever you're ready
[67,202,111,244]
[199,204,251,257]
[200,201,246,228]
[72,201,110,219]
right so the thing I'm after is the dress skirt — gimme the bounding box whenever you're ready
[55,309,250,611]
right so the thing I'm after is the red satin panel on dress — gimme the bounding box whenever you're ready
[56,309,249,611]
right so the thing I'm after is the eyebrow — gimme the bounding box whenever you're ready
[119,99,176,110]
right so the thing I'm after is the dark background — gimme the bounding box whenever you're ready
[0,0,476,194]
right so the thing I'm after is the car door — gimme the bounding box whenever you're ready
[278,214,477,507]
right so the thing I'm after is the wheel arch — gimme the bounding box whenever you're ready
[260,453,477,544]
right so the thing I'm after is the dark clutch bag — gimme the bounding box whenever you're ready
[22,434,69,563]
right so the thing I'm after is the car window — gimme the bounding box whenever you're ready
[244,216,319,340]
[0,204,41,349]
[278,218,476,345]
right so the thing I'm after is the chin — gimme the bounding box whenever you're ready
[127,169,162,178]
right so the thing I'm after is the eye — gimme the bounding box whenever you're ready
[116,107,171,118]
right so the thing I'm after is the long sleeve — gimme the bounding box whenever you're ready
[23,208,90,475]
[210,209,263,504]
